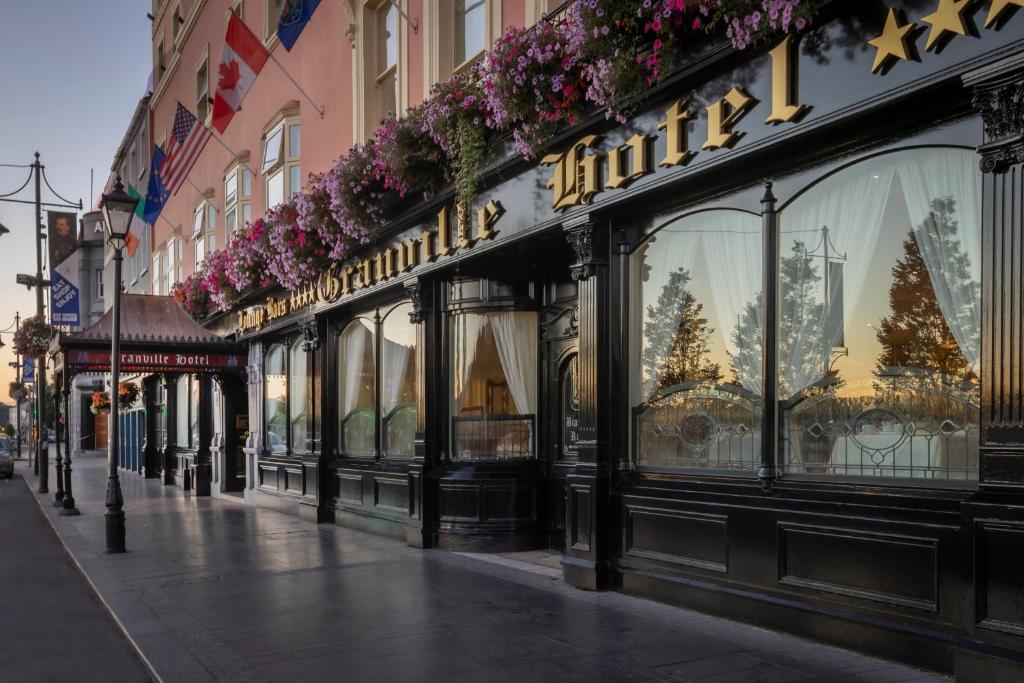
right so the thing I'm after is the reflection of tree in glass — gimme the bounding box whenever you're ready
[643,267,721,396]
[730,241,838,396]
[875,197,978,381]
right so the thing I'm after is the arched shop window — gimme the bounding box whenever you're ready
[381,303,417,458]
[779,146,980,480]
[337,316,376,457]
[630,145,981,482]
[336,300,418,459]
[264,344,288,455]
[632,208,763,471]
[289,339,310,453]
[450,311,538,460]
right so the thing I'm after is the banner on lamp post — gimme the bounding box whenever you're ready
[47,211,81,327]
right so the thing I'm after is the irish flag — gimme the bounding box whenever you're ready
[212,11,270,133]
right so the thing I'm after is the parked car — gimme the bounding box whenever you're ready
[0,438,13,479]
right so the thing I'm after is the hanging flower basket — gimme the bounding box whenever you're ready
[8,381,29,402]
[90,391,111,415]
[12,314,54,359]
[118,382,140,410]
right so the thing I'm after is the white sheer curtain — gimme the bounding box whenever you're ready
[340,320,372,419]
[381,337,413,412]
[452,313,485,413]
[289,341,308,451]
[780,162,897,397]
[895,148,981,370]
[699,210,763,394]
[491,311,538,414]
[635,230,701,403]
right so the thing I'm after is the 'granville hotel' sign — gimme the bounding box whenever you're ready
[236,199,506,334]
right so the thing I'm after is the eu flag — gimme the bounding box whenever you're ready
[143,146,169,225]
[277,0,320,51]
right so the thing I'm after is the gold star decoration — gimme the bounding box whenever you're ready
[985,0,1024,28]
[922,0,971,50]
[868,9,918,73]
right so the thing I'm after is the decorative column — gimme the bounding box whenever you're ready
[194,374,213,496]
[141,377,159,478]
[52,383,65,506]
[966,56,1024,486]
[299,318,323,523]
[759,183,780,492]
[405,276,438,548]
[244,342,263,496]
[60,384,78,515]
[162,374,178,485]
[562,215,611,590]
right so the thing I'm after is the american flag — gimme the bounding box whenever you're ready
[159,103,211,195]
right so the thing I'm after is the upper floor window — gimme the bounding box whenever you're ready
[263,117,300,209]
[224,165,253,236]
[152,251,164,296]
[376,2,398,120]
[172,5,183,43]
[156,37,167,81]
[96,268,105,299]
[165,236,183,290]
[631,144,981,483]
[193,201,216,265]
[455,0,486,66]
[196,56,210,123]
[265,0,284,41]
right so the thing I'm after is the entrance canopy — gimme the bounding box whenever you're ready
[52,295,244,377]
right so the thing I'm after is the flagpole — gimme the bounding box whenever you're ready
[267,52,325,118]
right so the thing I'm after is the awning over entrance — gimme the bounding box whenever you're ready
[52,295,245,375]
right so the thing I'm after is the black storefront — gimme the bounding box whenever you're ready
[208,4,1024,677]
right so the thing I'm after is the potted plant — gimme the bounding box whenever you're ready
[90,391,112,415]
[118,382,140,410]
[12,314,54,359]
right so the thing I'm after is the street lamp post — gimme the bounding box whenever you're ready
[99,177,139,554]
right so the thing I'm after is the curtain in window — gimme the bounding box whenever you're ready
[894,148,981,370]
[780,163,897,398]
[452,313,486,413]
[491,311,538,415]
[699,211,763,395]
[381,337,413,413]
[289,341,308,452]
[176,376,189,449]
[634,232,701,404]
[340,320,374,420]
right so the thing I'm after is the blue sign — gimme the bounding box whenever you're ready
[50,269,80,326]
[23,358,34,382]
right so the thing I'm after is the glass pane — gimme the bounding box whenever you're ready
[262,128,283,172]
[338,318,376,457]
[378,70,396,120]
[381,303,417,458]
[265,346,288,454]
[189,377,199,446]
[225,170,237,206]
[289,164,301,196]
[192,205,204,236]
[455,0,486,65]
[241,168,253,197]
[779,147,980,480]
[289,340,309,452]
[226,208,237,234]
[207,203,216,231]
[632,209,763,470]
[451,311,537,460]
[288,123,300,157]
[380,4,398,71]
[242,203,252,225]
[267,169,284,209]
[195,237,205,266]
[176,376,189,448]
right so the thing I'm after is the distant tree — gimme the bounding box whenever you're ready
[642,267,721,397]
[875,197,977,381]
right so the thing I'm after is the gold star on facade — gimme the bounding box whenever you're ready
[985,0,1024,28]
[922,0,971,50]
[868,8,917,73]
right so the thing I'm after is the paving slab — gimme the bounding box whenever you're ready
[24,450,950,682]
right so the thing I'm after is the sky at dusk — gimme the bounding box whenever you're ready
[0,0,152,397]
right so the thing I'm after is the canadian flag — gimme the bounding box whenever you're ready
[212,12,270,133]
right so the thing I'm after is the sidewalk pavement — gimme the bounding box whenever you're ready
[24,450,948,683]
[0,468,151,682]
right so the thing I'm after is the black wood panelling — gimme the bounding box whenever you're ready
[625,506,728,573]
[977,520,1024,636]
[778,523,939,612]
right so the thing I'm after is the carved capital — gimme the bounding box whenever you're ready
[563,218,607,281]
[404,278,430,324]
[966,55,1024,173]
[299,319,319,352]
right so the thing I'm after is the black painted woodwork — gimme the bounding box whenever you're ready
[162,374,177,486]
